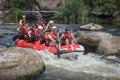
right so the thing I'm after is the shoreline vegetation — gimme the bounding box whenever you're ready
[0,0,120,25]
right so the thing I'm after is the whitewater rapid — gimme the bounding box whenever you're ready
[37,50,120,79]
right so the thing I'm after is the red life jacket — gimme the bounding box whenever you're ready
[63,31,73,40]
[17,25,27,35]
[53,31,58,37]
[27,27,36,39]
[45,32,54,46]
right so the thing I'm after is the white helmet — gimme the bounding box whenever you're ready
[38,25,43,30]
[52,26,57,29]
[48,20,54,24]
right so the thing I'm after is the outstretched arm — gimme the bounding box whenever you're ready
[71,33,77,43]
[44,24,49,32]
[48,35,56,42]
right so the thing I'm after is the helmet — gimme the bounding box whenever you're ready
[48,20,54,24]
[22,14,26,18]
[52,26,57,29]
[38,25,43,30]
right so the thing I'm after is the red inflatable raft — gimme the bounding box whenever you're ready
[15,39,85,54]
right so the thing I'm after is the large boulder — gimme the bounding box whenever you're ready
[78,32,120,55]
[0,11,5,19]
[25,0,64,10]
[80,23,104,30]
[1,0,65,19]
[0,47,45,80]
[0,0,5,5]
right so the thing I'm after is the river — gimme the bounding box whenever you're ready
[0,24,120,80]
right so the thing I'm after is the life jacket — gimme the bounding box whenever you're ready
[27,27,36,39]
[63,31,73,40]
[44,32,54,46]
[53,31,57,37]
[17,25,27,35]
[18,19,26,26]
[53,28,59,37]
[18,19,22,26]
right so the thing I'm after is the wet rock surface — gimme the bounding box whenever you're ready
[78,32,120,55]
[80,23,104,30]
[0,47,45,80]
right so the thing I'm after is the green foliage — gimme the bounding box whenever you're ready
[4,8,21,23]
[3,0,25,23]
[56,0,120,24]
[90,0,116,13]
[56,0,86,16]
[56,0,89,24]
[8,0,25,9]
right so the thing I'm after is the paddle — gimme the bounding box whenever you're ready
[57,50,65,58]
[41,17,46,25]
[26,35,37,42]
[12,35,19,41]
[55,38,65,58]
[38,13,47,25]
[12,33,25,41]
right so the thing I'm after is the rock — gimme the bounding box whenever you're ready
[0,11,5,19]
[0,0,65,19]
[0,20,3,24]
[0,10,5,24]
[25,0,64,10]
[78,32,120,55]
[0,11,5,24]
[0,45,7,50]
[0,47,45,80]
[80,23,104,30]
[0,0,5,5]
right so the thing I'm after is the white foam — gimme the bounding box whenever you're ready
[37,51,120,78]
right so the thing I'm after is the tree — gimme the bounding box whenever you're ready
[56,0,89,24]
[3,0,25,23]
[56,0,120,24]
[7,0,25,9]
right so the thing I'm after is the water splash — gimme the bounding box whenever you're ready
[37,50,120,78]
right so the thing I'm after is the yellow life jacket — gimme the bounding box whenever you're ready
[18,19,23,26]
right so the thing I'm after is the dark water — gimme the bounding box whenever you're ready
[0,24,120,80]
[0,24,17,47]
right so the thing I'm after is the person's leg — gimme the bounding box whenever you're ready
[65,39,69,45]
[49,42,61,51]
[56,41,61,58]
[70,39,75,45]
[49,42,56,46]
